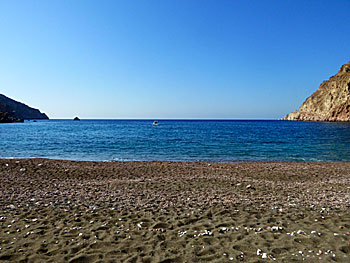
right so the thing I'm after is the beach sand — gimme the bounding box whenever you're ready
[1,159,350,262]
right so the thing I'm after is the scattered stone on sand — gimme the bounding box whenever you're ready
[1,159,350,262]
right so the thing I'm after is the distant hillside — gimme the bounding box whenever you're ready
[0,94,49,120]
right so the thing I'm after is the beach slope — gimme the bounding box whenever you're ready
[1,159,350,262]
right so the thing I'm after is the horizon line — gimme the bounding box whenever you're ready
[37,118,279,120]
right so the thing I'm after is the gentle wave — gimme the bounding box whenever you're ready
[0,119,349,162]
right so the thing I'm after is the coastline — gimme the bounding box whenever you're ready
[1,159,350,262]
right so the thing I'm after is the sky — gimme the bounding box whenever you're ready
[1,0,350,119]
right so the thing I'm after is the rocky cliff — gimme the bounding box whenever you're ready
[281,61,350,122]
[0,94,49,120]
[0,112,24,123]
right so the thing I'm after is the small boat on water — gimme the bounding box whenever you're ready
[153,121,158,125]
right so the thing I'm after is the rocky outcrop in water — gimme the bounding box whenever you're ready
[281,61,350,122]
[0,94,49,121]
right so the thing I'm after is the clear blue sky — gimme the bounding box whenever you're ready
[1,0,349,119]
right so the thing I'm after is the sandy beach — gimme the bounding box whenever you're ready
[1,159,350,262]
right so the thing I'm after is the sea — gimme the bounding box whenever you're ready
[1,119,349,162]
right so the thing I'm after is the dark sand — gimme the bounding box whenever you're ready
[1,159,350,262]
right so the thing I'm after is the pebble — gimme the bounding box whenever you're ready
[198,230,213,236]
[271,226,283,231]
[20,168,26,172]
[297,230,305,235]
[178,231,187,237]
[218,227,229,233]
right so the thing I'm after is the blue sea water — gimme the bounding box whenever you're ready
[0,119,349,162]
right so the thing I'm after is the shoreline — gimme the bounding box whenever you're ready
[2,157,350,164]
[1,159,350,262]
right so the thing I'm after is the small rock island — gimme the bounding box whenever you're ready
[0,94,49,123]
[281,61,350,122]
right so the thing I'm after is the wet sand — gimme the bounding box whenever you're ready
[1,159,350,262]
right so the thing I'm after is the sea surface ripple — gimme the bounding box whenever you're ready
[1,120,349,162]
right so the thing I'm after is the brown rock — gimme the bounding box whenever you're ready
[281,61,350,122]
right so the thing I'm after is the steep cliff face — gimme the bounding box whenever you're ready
[281,62,350,122]
[0,94,49,120]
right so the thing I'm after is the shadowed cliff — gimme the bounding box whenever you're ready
[0,94,49,121]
